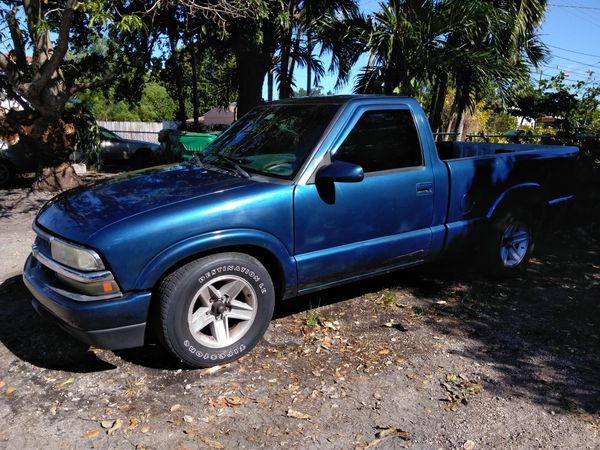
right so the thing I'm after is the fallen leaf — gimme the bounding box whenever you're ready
[5,387,16,396]
[209,397,227,409]
[101,420,116,429]
[225,396,246,407]
[107,419,123,436]
[128,417,139,430]
[58,377,75,388]
[463,440,476,450]
[378,348,391,356]
[200,437,225,449]
[201,365,225,375]
[140,425,150,433]
[375,426,409,440]
[287,409,311,420]
[255,398,267,404]
[183,415,194,423]
[83,430,100,439]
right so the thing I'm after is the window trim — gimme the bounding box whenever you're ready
[329,106,425,175]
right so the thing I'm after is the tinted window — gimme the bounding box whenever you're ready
[202,104,339,179]
[332,109,423,172]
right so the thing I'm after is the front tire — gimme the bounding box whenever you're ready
[486,208,535,276]
[157,253,275,368]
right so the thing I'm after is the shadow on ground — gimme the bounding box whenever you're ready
[0,276,116,372]
[403,229,600,415]
[1,228,598,416]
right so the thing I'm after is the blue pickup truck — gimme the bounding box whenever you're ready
[23,96,578,368]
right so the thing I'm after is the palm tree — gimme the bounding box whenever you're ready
[275,0,363,99]
[446,0,548,138]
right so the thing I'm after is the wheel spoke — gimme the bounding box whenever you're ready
[221,279,245,301]
[191,307,214,332]
[211,318,229,344]
[509,247,521,263]
[196,284,220,306]
[510,231,529,245]
[226,299,254,321]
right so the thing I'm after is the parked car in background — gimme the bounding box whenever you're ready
[97,127,161,168]
[0,128,161,187]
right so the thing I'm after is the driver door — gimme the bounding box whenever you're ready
[293,106,435,292]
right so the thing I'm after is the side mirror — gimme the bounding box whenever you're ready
[316,161,364,183]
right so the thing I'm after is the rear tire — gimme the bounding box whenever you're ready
[157,253,275,368]
[486,208,535,277]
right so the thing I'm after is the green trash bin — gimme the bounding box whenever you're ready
[159,130,219,162]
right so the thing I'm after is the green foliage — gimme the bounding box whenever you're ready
[293,86,334,97]
[77,81,176,122]
[137,82,177,121]
[158,47,237,117]
[509,72,600,134]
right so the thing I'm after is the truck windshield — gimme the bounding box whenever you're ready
[200,103,340,179]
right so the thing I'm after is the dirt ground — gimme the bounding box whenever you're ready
[0,175,599,450]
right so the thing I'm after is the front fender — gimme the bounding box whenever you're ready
[134,228,297,297]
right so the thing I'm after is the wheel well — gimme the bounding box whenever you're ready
[152,245,287,301]
[492,189,545,224]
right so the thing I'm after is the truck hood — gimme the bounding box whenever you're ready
[36,163,252,242]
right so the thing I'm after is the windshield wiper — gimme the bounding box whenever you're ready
[208,154,250,178]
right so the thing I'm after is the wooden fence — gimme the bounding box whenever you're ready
[97,121,176,144]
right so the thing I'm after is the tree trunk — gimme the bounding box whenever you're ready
[236,51,269,117]
[34,162,81,191]
[429,76,447,135]
[278,1,296,100]
[452,87,468,141]
[168,33,186,126]
[190,43,200,130]
[267,69,274,102]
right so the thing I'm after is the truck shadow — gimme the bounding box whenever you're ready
[1,229,598,417]
[0,276,116,372]
[421,231,600,416]
[274,227,600,416]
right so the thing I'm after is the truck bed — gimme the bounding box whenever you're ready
[435,141,572,160]
[433,141,579,251]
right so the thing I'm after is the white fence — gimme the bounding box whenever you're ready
[97,121,176,144]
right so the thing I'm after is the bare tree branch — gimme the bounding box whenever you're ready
[0,53,9,71]
[32,0,78,94]
[69,73,116,95]
[6,7,29,71]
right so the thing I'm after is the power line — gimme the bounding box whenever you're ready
[549,45,600,59]
[551,54,600,68]
[551,3,600,11]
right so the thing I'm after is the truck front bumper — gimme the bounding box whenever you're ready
[23,255,151,350]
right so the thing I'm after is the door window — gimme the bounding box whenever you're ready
[332,109,423,172]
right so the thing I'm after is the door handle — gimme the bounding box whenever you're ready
[416,182,433,195]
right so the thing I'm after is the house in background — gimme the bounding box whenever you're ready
[201,102,237,126]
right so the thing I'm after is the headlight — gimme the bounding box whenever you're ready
[50,238,105,271]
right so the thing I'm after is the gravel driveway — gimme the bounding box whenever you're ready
[0,176,598,449]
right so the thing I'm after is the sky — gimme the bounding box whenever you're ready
[268,0,600,98]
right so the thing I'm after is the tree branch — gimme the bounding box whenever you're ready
[32,0,78,94]
[0,53,8,71]
[6,7,29,71]
[69,73,116,95]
